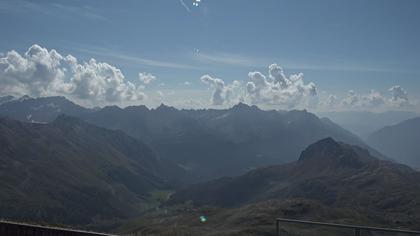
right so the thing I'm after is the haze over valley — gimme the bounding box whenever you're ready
[1,1,420,235]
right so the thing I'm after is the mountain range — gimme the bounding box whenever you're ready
[0,96,92,123]
[1,95,419,234]
[367,117,420,169]
[0,96,386,181]
[126,138,420,235]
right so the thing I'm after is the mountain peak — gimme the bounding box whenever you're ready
[298,137,373,170]
[298,137,341,162]
[156,103,176,112]
[0,95,15,105]
[124,105,149,113]
[18,95,33,101]
[231,102,259,111]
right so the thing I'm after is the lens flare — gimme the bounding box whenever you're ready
[193,0,201,7]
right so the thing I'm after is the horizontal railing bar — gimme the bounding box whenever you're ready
[0,220,117,236]
[276,218,420,234]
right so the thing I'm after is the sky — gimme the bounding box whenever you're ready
[0,0,419,112]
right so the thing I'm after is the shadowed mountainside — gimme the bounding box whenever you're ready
[367,117,420,168]
[120,138,420,236]
[0,115,183,229]
[0,96,385,181]
[168,138,420,225]
[318,111,418,139]
[81,103,384,181]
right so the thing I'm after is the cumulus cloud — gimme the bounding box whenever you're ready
[0,45,66,96]
[0,44,146,105]
[67,57,145,103]
[389,85,409,107]
[319,94,339,109]
[323,85,411,111]
[341,90,386,108]
[200,74,240,105]
[198,63,413,112]
[246,64,317,108]
[138,72,156,84]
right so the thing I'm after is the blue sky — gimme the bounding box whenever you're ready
[0,0,419,111]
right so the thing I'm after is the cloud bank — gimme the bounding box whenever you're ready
[330,87,412,111]
[0,44,146,106]
[201,64,317,109]
[246,64,317,108]
[200,74,241,105]
[138,72,156,84]
[0,45,414,111]
[200,63,413,111]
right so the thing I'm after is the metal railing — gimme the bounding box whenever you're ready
[276,218,420,236]
[0,220,117,236]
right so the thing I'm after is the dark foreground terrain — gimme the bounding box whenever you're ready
[0,96,419,235]
[119,138,420,236]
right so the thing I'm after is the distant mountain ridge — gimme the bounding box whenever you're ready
[81,102,383,180]
[367,117,420,168]
[0,96,92,123]
[318,111,418,138]
[0,96,385,181]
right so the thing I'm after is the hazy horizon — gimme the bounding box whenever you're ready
[1,0,419,112]
[2,1,420,235]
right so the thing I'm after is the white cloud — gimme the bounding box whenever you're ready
[341,90,386,109]
[0,44,146,106]
[245,64,317,108]
[200,74,241,106]
[138,72,156,84]
[67,57,145,103]
[389,85,409,107]
[0,45,65,96]
[325,95,339,108]
[184,81,191,86]
[323,85,412,111]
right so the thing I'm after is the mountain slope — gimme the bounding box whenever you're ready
[318,111,418,138]
[0,116,179,229]
[0,95,15,105]
[0,96,383,181]
[367,117,420,168]
[0,96,92,123]
[120,199,384,236]
[168,138,420,226]
[122,138,420,235]
[83,103,379,181]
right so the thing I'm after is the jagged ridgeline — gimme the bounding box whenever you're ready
[1,96,419,235]
[0,96,383,182]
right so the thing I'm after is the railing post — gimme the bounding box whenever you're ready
[276,220,279,236]
[354,228,361,236]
